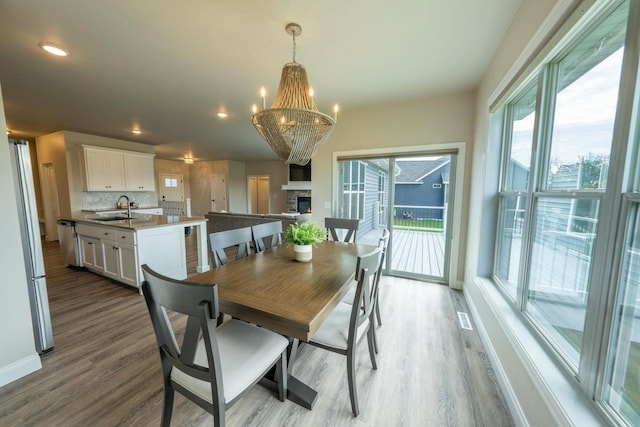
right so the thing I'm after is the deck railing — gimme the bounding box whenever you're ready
[385,204,447,231]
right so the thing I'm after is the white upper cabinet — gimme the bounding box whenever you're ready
[83,146,125,191]
[81,145,155,192]
[124,152,156,191]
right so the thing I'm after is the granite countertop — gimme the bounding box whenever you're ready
[67,213,206,231]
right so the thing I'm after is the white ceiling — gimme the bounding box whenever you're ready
[0,0,521,162]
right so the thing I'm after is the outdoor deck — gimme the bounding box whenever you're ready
[359,228,446,278]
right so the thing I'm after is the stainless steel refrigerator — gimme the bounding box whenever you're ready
[9,139,54,354]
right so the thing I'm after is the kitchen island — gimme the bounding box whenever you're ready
[68,213,209,292]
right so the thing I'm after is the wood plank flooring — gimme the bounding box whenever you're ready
[0,236,514,426]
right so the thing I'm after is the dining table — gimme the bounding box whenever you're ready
[186,240,376,409]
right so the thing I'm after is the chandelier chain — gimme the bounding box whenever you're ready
[292,31,296,62]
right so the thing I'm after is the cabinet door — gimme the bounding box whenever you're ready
[79,235,97,269]
[84,147,125,191]
[124,153,156,191]
[117,243,138,288]
[84,149,110,191]
[105,151,125,190]
[102,240,119,280]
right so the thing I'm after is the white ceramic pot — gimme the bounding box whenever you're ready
[293,244,312,262]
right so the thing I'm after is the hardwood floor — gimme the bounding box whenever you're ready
[0,236,514,426]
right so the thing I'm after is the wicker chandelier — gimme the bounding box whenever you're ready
[252,23,338,165]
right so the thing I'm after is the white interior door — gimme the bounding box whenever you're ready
[248,177,259,214]
[158,173,184,201]
[41,162,60,241]
[248,176,270,214]
[210,174,227,212]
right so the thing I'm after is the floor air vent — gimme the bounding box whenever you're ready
[457,311,473,330]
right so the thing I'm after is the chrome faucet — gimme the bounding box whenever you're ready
[116,195,132,219]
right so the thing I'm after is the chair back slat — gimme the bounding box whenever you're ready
[252,221,283,252]
[208,227,253,267]
[350,247,383,332]
[325,217,360,243]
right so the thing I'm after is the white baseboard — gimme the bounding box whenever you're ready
[464,277,609,427]
[0,353,41,388]
[464,283,529,427]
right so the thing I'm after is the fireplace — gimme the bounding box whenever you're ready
[297,196,311,213]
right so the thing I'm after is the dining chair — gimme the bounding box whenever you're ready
[141,264,288,427]
[208,227,253,268]
[325,217,360,243]
[307,246,383,417]
[341,228,389,353]
[252,221,283,252]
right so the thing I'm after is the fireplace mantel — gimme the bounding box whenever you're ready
[282,181,311,191]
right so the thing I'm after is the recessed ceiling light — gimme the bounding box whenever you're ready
[38,42,69,57]
[217,112,228,118]
[132,129,142,135]
[6,130,11,135]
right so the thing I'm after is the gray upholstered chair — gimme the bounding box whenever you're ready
[141,264,288,427]
[252,221,283,252]
[325,217,360,243]
[208,227,253,268]
[307,246,383,417]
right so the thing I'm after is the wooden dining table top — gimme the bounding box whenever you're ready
[187,240,377,341]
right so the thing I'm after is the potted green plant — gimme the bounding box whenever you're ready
[284,222,325,262]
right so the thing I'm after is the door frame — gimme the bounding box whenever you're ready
[332,142,466,289]
[40,161,60,241]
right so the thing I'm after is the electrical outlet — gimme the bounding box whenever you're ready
[323,201,331,209]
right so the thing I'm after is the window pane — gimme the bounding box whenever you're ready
[495,194,527,299]
[604,203,640,424]
[506,84,537,191]
[526,197,600,367]
[546,2,628,190]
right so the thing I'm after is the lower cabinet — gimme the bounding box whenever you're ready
[102,240,137,287]
[79,235,104,271]
[76,222,186,291]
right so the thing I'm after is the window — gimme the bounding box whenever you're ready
[491,0,639,423]
[340,161,366,219]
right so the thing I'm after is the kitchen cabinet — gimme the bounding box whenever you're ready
[102,240,137,287]
[76,223,139,288]
[124,152,156,191]
[82,146,126,191]
[78,235,104,271]
[75,219,193,291]
[81,145,155,192]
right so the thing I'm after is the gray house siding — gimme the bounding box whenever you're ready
[394,162,450,220]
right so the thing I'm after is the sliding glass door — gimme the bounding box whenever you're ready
[336,153,456,284]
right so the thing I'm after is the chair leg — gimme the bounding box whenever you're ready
[375,294,382,326]
[370,313,379,354]
[367,327,378,370]
[347,347,360,417]
[161,385,174,427]
[276,352,288,402]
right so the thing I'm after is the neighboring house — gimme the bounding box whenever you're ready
[339,159,389,236]
[394,157,451,221]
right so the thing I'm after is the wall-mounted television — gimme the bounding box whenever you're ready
[289,162,311,181]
